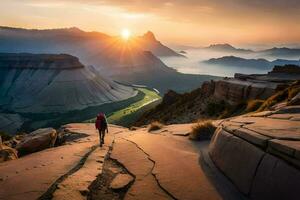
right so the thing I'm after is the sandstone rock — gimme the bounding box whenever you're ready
[0,138,18,162]
[249,111,273,117]
[213,79,276,105]
[16,128,57,155]
[244,118,300,140]
[275,105,300,114]
[268,113,293,120]
[110,174,134,190]
[209,129,265,194]
[289,92,300,105]
[250,154,300,200]
[269,139,300,158]
[109,167,122,174]
[221,121,243,133]
[233,128,270,148]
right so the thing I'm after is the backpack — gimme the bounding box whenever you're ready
[95,113,107,130]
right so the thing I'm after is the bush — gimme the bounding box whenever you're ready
[257,90,289,111]
[245,100,265,113]
[288,87,300,100]
[189,121,216,141]
[148,121,164,132]
[0,131,12,142]
[205,100,226,116]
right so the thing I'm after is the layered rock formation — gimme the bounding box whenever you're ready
[0,53,137,133]
[212,65,300,105]
[209,104,300,199]
[212,78,277,105]
[135,66,299,125]
[0,53,136,114]
[0,53,84,69]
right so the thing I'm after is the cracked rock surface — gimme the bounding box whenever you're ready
[110,174,134,190]
[111,124,223,200]
[210,105,300,199]
[0,123,125,200]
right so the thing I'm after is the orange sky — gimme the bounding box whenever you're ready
[1,0,300,46]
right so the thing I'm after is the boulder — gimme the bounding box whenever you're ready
[209,129,265,194]
[16,128,57,156]
[250,154,300,200]
[0,137,18,162]
[110,174,134,190]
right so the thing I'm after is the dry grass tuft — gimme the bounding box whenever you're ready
[189,121,216,141]
[148,121,164,132]
[245,100,265,113]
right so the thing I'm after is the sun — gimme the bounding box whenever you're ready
[121,29,131,40]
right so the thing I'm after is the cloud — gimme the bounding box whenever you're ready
[2,0,300,44]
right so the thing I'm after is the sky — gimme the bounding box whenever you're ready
[0,0,300,46]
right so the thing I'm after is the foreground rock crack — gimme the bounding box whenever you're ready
[110,138,174,200]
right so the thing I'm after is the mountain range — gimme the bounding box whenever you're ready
[0,26,216,93]
[203,56,300,69]
[204,43,254,53]
[177,43,300,59]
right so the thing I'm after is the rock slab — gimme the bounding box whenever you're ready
[16,128,57,155]
[110,174,134,190]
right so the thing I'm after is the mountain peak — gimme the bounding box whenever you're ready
[143,31,156,41]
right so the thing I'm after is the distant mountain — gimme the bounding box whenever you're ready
[136,31,184,57]
[0,26,181,58]
[204,44,254,53]
[259,47,300,58]
[0,26,217,93]
[203,56,300,69]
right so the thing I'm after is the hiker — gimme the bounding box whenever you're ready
[95,112,108,147]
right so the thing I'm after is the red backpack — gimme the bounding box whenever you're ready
[95,113,106,129]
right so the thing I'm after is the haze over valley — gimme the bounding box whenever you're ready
[162,44,300,77]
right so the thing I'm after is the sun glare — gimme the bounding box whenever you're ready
[121,29,131,40]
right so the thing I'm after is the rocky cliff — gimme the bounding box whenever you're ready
[135,65,300,125]
[0,53,84,69]
[209,94,300,199]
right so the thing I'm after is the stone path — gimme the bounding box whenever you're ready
[0,124,124,200]
[0,123,245,200]
[111,124,243,200]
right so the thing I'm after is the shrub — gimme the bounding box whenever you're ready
[189,121,216,141]
[148,121,164,132]
[218,101,247,119]
[205,100,226,116]
[288,87,300,100]
[0,131,12,142]
[245,99,265,113]
[257,89,289,111]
